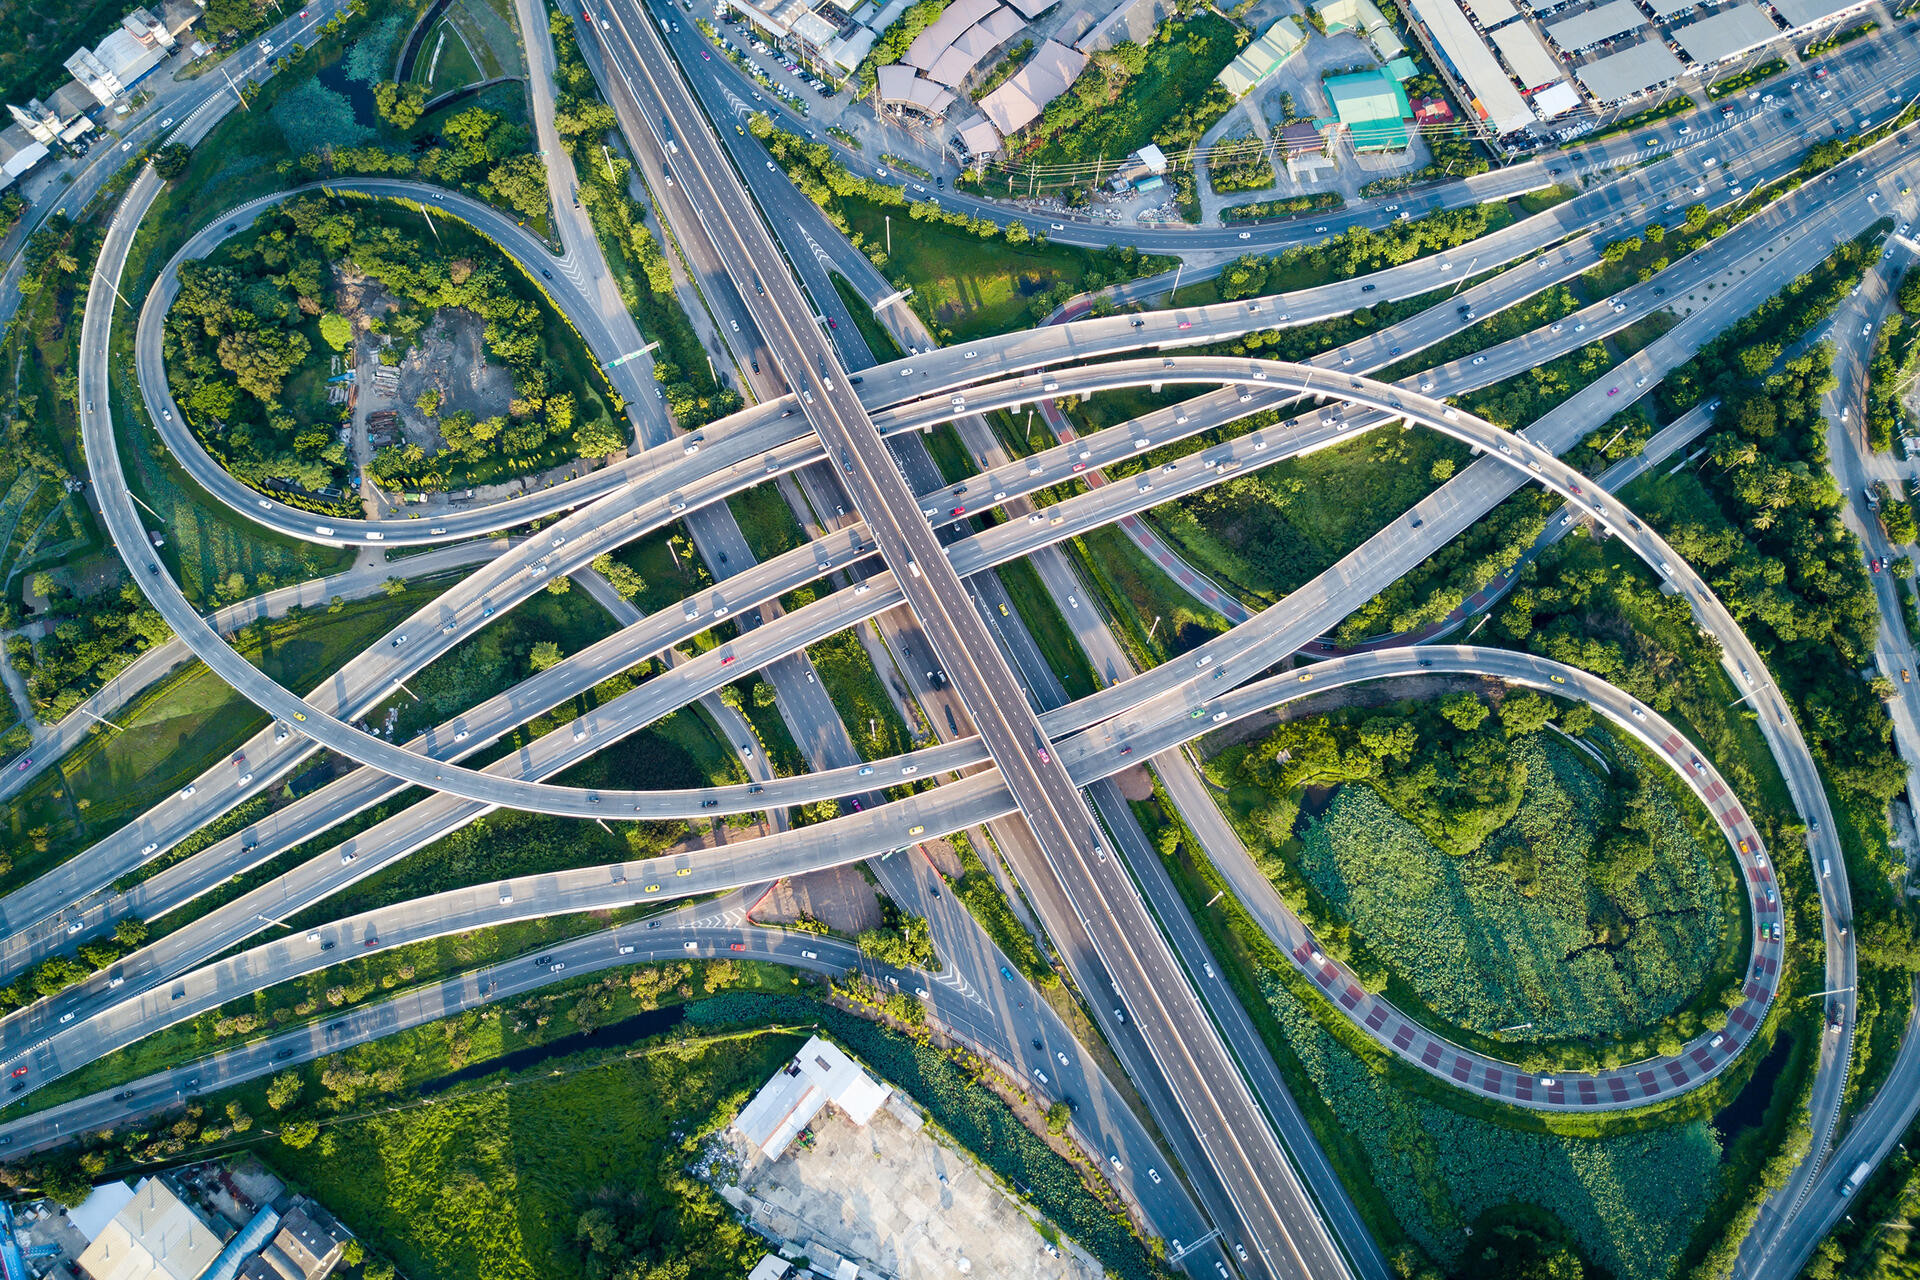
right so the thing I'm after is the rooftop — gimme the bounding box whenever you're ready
[1572,38,1685,99]
[76,1178,229,1280]
[1325,68,1414,149]
[732,1036,892,1160]
[1543,0,1646,50]
[1408,0,1536,133]
[1669,3,1782,63]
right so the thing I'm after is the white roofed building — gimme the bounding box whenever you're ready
[732,1036,891,1161]
[76,1177,230,1280]
[1670,3,1783,63]
[1407,0,1536,134]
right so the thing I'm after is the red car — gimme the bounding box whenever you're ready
[721,654,737,666]
[828,318,838,329]
[729,943,746,952]
[10,1068,26,1078]
[951,505,966,516]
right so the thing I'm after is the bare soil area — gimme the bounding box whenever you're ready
[750,865,885,934]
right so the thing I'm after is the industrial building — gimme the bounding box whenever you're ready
[1218,18,1307,98]
[1407,0,1536,134]
[1324,68,1416,150]
[76,1177,230,1280]
[1669,4,1783,64]
[732,1035,891,1161]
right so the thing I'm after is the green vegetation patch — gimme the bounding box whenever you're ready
[169,195,621,503]
[1005,9,1240,171]
[751,117,1168,341]
[272,1028,787,1280]
[1150,426,1469,607]
[806,621,912,761]
[1293,737,1724,1044]
[1258,970,1722,1280]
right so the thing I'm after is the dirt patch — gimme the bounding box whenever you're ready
[920,834,966,881]
[750,865,884,934]
[332,266,402,330]
[1111,764,1155,802]
[395,307,515,452]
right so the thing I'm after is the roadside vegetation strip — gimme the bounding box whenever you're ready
[549,11,742,431]
[945,830,1056,988]
[1707,59,1788,101]
[1223,191,1345,222]
[1806,20,1879,56]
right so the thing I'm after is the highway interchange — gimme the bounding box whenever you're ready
[7,0,1920,1276]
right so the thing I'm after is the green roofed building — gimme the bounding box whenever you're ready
[1323,68,1413,150]
[1218,17,1307,98]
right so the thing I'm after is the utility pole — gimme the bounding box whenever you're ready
[222,67,250,110]
[72,704,125,733]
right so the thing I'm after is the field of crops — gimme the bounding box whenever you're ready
[1260,971,1721,1280]
[1297,737,1725,1043]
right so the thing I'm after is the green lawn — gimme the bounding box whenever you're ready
[378,581,617,744]
[1066,525,1229,668]
[1147,429,1469,608]
[728,485,808,560]
[831,272,905,363]
[1,590,432,895]
[417,19,485,94]
[807,627,912,761]
[1007,11,1240,169]
[841,199,1158,343]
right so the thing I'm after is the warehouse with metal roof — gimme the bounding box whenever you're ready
[1409,0,1537,132]
[1545,0,1646,50]
[1573,39,1685,100]
[1490,21,1563,89]
[1670,3,1782,62]
[1325,68,1415,149]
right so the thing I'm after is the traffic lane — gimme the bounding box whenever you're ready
[3,767,1019,1096]
[38,421,835,903]
[0,915,872,1153]
[411,11,1344,1270]
[15,376,1297,1043]
[6,642,1748,1118]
